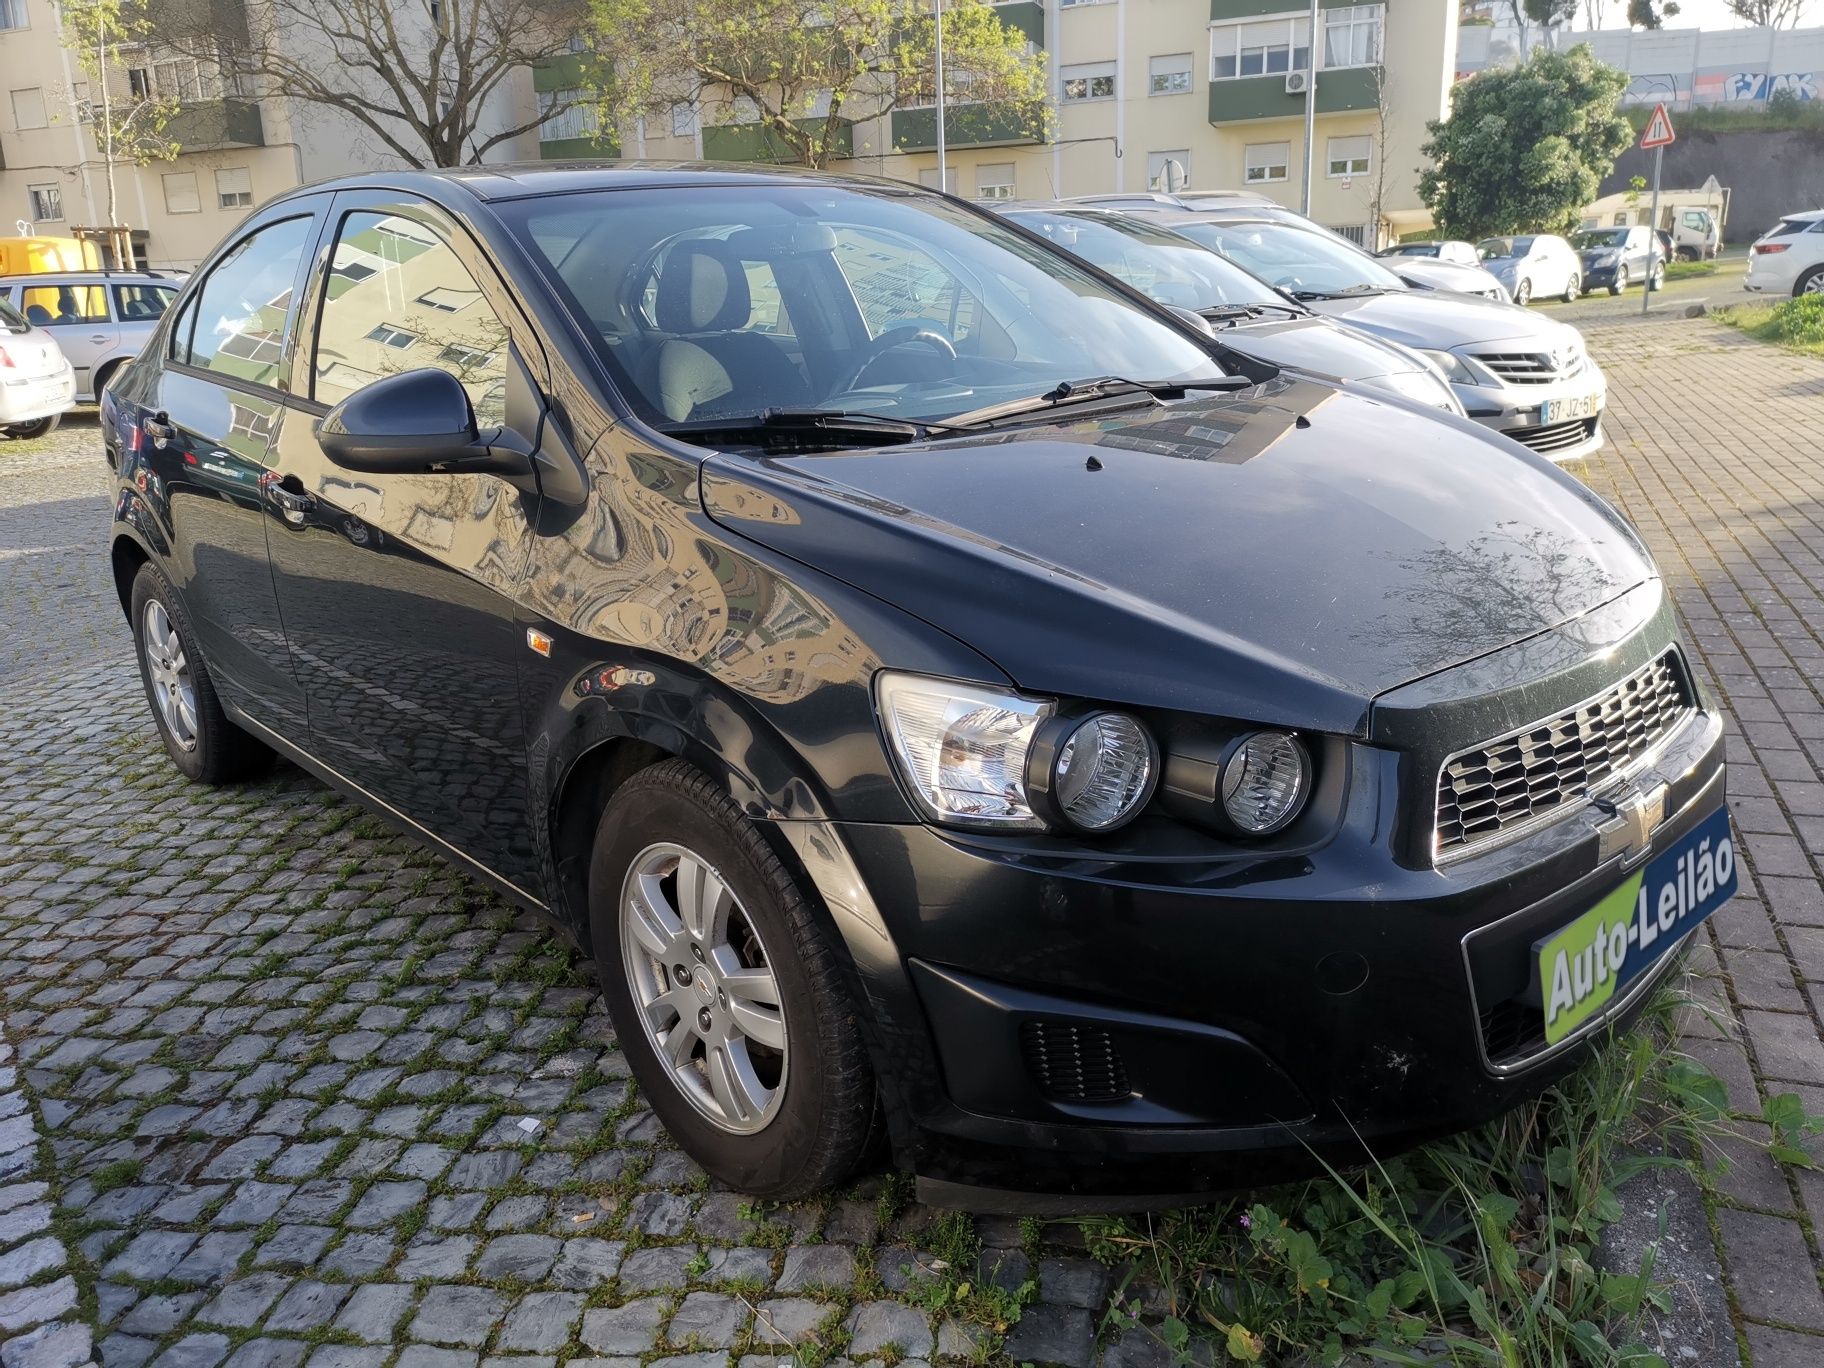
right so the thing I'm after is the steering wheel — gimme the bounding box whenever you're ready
[828,324,958,395]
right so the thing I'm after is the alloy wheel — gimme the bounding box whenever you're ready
[1514,278,1532,305]
[142,599,198,751]
[1564,274,1580,303]
[1801,271,1824,296]
[619,841,787,1134]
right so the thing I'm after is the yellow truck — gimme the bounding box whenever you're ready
[0,235,105,275]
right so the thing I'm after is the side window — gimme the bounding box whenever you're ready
[184,216,313,386]
[22,283,108,325]
[1682,212,1707,231]
[830,226,979,345]
[313,209,510,428]
[114,284,176,321]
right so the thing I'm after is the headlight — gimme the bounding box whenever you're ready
[1029,712,1157,832]
[1218,732,1310,835]
[1595,250,1620,265]
[1361,369,1465,415]
[1419,349,1482,388]
[876,672,1053,828]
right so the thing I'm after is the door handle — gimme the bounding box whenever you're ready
[259,472,315,526]
[90,334,111,344]
[143,413,174,448]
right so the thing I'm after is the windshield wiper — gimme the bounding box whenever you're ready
[945,374,1249,429]
[1201,302,1304,325]
[656,407,965,446]
[1290,284,1392,301]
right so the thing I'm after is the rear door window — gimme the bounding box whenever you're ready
[114,284,177,321]
[180,216,315,387]
[22,283,107,325]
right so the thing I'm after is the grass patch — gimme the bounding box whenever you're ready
[1664,260,1717,282]
[1716,294,1824,358]
[1081,984,1782,1366]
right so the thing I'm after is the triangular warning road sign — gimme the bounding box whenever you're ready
[1640,103,1676,149]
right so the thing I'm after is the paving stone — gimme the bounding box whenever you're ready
[303,1350,389,1368]
[617,1245,701,1292]
[174,1231,256,1283]
[581,1299,668,1355]
[147,1334,230,1368]
[334,1283,417,1343]
[667,1293,749,1350]
[265,1281,354,1333]
[495,1292,586,1353]
[752,1298,829,1346]
[1003,1307,1097,1368]
[397,1234,477,1280]
[395,1350,477,1368]
[701,1246,773,1287]
[412,1286,509,1347]
[253,1226,333,1269]
[195,1273,293,1329]
[319,1232,396,1279]
[0,1236,66,1288]
[121,1295,205,1336]
[0,1320,92,1368]
[777,1245,855,1293]
[221,1340,308,1368]
[1742,1324,1824,1368]
[99,1333,157,1368]
[846,1302,933,1358]
[1039,1257,1109,1309]
[549,1237,625,1288]
[0,1274,77,1332]
[1716,1209,1824,1330]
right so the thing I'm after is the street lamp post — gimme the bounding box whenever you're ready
[1300,0,1318,216]
[934,0,947,191]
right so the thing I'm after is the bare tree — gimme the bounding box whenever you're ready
[1581,0,1606,28]
[165,0,595,168]
[1723,0,1810,24]
[1367,63,1393,249]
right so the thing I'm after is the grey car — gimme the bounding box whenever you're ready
[1126,209,1607,461]
[0,270,180,403]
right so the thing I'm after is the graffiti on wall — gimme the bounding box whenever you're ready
[1693,71,1817,103]
[1624,73,1683,105]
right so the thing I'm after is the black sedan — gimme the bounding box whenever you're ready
[104,165,1733,1209]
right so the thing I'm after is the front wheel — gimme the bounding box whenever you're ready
[1797,266,1824,297]
[1562,274,1580,304]
[2,414,59,440]
[1649,262,1665,292]
[1608,265,1628,297]
[589,760,875,1199]
[1513,277,1533,306]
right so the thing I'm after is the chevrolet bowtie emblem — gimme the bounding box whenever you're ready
[1596,783,1667,870]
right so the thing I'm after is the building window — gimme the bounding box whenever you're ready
[916,167,958,194]
[1244,142,1289,184]
[153,58,220,102]
[1326,135,1370,178]
[364,322,417,351]
[0,0,29,31]
[1061,62,1116,103]
[417,286,478,313]
[1058,0,1108,7]
[1211,17,1310,81]
[670,102,697,137]
[1324,5,1382,69]
[1147,150,1191,191]
[127,67,150,99]
[9,86,46,129]
[538,89,597,143]
[976,163,1016,200]
[215,166,253,209]
[163,171,201,215]
[1149,54,1193,96]
[28,184,61,222]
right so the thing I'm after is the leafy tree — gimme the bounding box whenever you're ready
[1420,45,1633,240]
[60,0,183,258]
[1722,0,1810,26]
[587,0,1049,168]
[1627,0,1681,26]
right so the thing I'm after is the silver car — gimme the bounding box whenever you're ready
[1474,235,1584,306]
[1129,210,1607,461]
[0,270,181,403]
[0,296,77,439]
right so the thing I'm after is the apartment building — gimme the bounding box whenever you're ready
[608,0,1460,246]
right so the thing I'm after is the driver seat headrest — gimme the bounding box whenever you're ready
[656,240,752,333]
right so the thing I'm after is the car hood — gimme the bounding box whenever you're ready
[699,378,1654,735]
[1306,289,1581,353]
[1578,247,1625,268]
[1392,258,1501,294]
[1214,313,1428,381]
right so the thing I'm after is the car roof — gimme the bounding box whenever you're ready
[1780,208,1824,221]
[0,270,176,284]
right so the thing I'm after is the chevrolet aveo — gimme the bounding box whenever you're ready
[104,166,1733,1209]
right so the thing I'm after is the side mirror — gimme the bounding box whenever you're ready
[316,368,530,478]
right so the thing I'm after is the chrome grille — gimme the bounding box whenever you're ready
[1435,651,1693,858]
[1510,417,1597,456]
[1473,349,1585,384]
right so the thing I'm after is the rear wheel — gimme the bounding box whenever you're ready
[1513,277,1533,305]
[1562,274,1580,304]
[1649,262,1665,292]
[1797,266,1824,297]
[1,414,59,440]
[1608,265,1628,297]
[589,760,875,1198]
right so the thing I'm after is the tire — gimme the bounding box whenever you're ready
[1513,277,1532,305]
[93,361,122,400]
[1649,262,1665,292]
[2,413,59,440]
[1797,266,1824,298]
[129,563,273,784]
[589,759,875,1199]
[1562,274,1580,304]
[1608,265,1627,297]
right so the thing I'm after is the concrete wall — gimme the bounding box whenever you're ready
[1602,129,1824,244]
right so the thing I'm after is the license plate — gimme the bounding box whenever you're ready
[1542,393,1601,424]
[1537,804,1736,1045]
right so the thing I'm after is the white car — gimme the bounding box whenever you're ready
[1475,234,1584,306]
[1745,210,1824,297]
[0,296,77,440]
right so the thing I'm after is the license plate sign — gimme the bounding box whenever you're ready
[1543,393,1601,424]
[1537,804,1736,1045]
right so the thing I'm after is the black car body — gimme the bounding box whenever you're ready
[1571,226,1667,294]
[104,165,1730,1211]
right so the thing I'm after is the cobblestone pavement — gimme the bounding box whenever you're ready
[3,324,1824,1368]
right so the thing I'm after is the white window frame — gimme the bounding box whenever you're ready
[0,0,30,32]
[1058,0,1111,8]
[9,86,47,129]
[537,88,597,143]
[670,101,698,137]
[1149,54,1193,97]
[976,163,1016,200]
[1323,5,1382,71]
[28,184,61,222]
[1060,61,1117,104]
[1209,14,1310,83]
[1243,142,1289,185]
[215,166,253,209]
[1325,135,1371,179]
[365,322,418,351]
[162,171,201,215]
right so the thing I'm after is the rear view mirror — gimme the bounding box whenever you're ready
[317,368,529,478]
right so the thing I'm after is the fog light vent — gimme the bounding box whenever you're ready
[1019,1020,1131,1102]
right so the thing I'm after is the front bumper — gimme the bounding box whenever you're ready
[1453,360,1608,462]
[0,364,77,426]
[787,606,1725,1210]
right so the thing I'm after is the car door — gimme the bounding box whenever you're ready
[135,209,322,736]
[20,280,115,397]
[261,189,546,891]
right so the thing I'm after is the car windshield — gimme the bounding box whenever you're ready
[1572,229,1630,249]
[0,299,28,334]
[501,184,1224,430]
[1001,211,1285,311]
[1163,219,1407,297]
[1476,237,1533,261]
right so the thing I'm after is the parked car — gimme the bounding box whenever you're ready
[1744,210,1824,297]
[1381,240,1481,266]
[1568,227,1666,297]
[0,270,180,403]
[1474,235,1584,305]
[993,203,1461,412]
[107,166,1731,1207]
[1126,210,1608,460]
[0,295,77,439]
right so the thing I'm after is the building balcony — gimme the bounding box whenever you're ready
[1207,66,1379,125]
[993,0,1044,46]
[890,102,1045,152]
[539,132,619,160]
[165,98,265,150]
[702,117,853,164]
[534,52,599,92]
